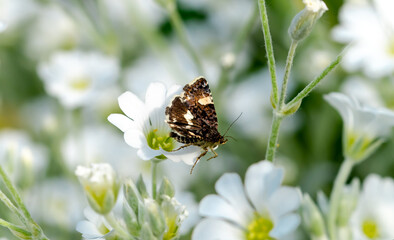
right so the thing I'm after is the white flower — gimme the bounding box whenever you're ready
[0,20,7,32]
[192,160,301,240]
[38,50,120,109]
[76,207,114,240]
[303,0,328,14]
[332,0,394,78]
[324,92,394,161]
[108,82,201,165]
[0,129,48,185]
[25,5,78,60]
[349,174,394,240]
[0,0,38,30]
[75,163,120,214]
[25,179,85,231]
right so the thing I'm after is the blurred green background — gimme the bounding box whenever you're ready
[0,0,393,239]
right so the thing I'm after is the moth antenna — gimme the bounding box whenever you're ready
[223,112,242,137]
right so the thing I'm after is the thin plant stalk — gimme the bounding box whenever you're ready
[257,0,279,104]
[167,2,204,74]
[151,160,159,200]
[328,158,354,240]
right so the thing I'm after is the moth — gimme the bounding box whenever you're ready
[165,77,228,173]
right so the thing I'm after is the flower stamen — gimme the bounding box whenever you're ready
[246,214,275,240]
[362,219,379,239]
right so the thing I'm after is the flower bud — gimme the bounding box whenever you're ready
[136,175,149,199]
[288,0,328,41]
[159,177,175,198]
[302,194,327,239]
[144,199,166,237]
[124,179,142,215]
[337,178,359,226]
[75,163,120,215]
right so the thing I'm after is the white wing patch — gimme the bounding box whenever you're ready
[184,110,194,125]
[198,96,213,105]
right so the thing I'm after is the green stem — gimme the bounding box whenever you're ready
[0,190,27,226]
[0,165,48,239]
[167,2,204,74]
[0,218,31,238]
[265,113,283,162]
[285,51,343,111]
[105,212,132,239]
[328,159,354,240]
[257,0,279,104]
[152,160,159,200]
[278,40,298,110]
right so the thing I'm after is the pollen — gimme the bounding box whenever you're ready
[245,213,275,240]
[70,78,91,91]
[362,219,379,239]
[146,130,175,152]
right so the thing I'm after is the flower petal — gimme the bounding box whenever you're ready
[145,82,166,112]
[245,161,284,213]
[268,186,301,219]
[118,91,145,121]
[107,114,135,132]
[164,145,202,165]
[124,129,145,148]
[192,218,244,240]
[215,173,254,224]
[270,213,301,238]
[76,220,103,238]
[199,194,247,228]
[137,145,161,160]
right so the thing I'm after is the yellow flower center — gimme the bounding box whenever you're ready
[387,37,394,56]
[147,129,175,152]
[362,219,379,239]
[245,214,275,240]
[70,78,91,91]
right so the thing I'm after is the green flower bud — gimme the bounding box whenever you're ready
[75,163,120,215]
[302,194,327,238]
[159,177,175,199]
[124,179,142,215]
[337,178,359,226]
[137,175,149,199]
[123,202,140,236]
[140,223,157,240]
[144,199,166,237]
[288,0,328,41]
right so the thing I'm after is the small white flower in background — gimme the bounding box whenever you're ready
[76,208,113,240]
[75,163,120,215]
[108,82,202,165]
[332,0,394,78]
[0,20,7,32]
[303,0,328,14]
[0,129,48,186]
[25,5,78,60]
[192,160,301,240]
[324,92,394,162]
[350,174,394,240]
[38,50,120,109]
[26,179,85,232]
[61,125,141,178]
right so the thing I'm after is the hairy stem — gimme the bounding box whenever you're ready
[257,0,279,104]
[265,113,283,162]
[278,40,298,110]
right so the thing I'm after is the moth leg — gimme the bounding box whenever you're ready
[190,150,208,174]
[171,143,194,152]
[206,149,218,161]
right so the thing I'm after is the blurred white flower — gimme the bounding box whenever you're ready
[0,0,38,30]
[0,129,48,186]
[108,82,202,165]
[38,50,120,109]
[76,163,120,214]
[61,125,140,177]
[25,179,85,232]
[341,77,385,108]
[332,0,394,78]
[0,20,6,32]
[76,207,114,240]
[303,0,328,13]
[349,174,394,239]
[25,5,78,60]
[192,160,301,240]
[324,92,394,161]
